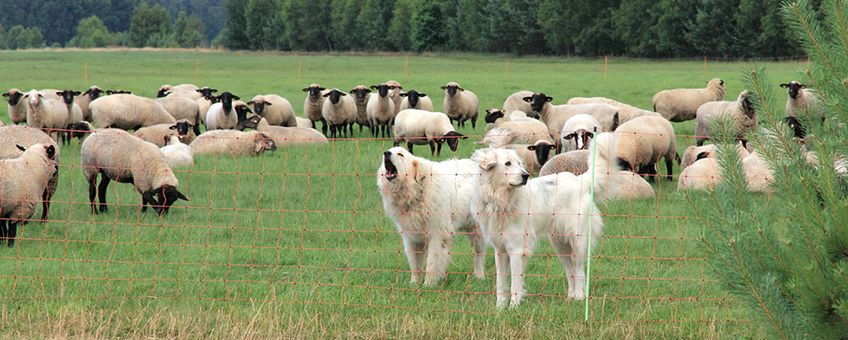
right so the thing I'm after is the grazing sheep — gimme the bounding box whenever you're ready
[523,93,619,152]
[24,90,68,140]
[561,114,600,152]
[652,78,726,122]
[503,90,536,118]
[239,114,328,146]
[303,83,328,135]
[160,135,194,168]
[81,129,189,215]
[205,92,250,130]
[393,109,466,156]
[296,116,313,128]
[350,85,372,132]
[399,89,434,111]
[385,80,403,115]
[190,130,277,157]
[0,143,57,247]
[134,120,197,147]
[442,82,479,128]
[695,90,757,147]
[4,88,27,124]
[248,94,297,127]
[678,158,722,191]
[566,96,661,128]
[539,150,590,176]
[0,125,61,222]
[90,93,176,130]
[157,84,201,99]
[366,83,397,138]
[158,95,202,135]
[780,80,821,119]
[613,115,678,182]
[322,89,357,138]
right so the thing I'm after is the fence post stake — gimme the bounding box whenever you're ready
[584,126,598,322]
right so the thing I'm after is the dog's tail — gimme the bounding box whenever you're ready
[581,132,620,201]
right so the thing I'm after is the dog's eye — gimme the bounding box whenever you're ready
[505,161,512,167]
[397,153,404,158]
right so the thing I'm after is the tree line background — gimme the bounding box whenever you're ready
[0,0,820,58]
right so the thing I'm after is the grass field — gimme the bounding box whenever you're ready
[0,50,804,338]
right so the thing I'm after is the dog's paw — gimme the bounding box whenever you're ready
[569,290,586,301]
[496,298,509,310]
[473,270,485,280]
[423,275,443,287]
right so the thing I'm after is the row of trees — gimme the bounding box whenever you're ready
[221,0,815,57]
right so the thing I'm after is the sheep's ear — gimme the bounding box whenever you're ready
[370,85,379,90]
[55,92,63,97]
[696,151,711,160]
[527,145,537,151]
[15,144,26,152]
[2,92,8,97]
[246,101,254,105]
[562,133,576,140]
[232,95,240,100]
[779,83,789,88]
[440,85,448,90]
[82,89,91,95]
[322,92,331,97]
[176,190,189,201]
[349,89,356,94]
[485,109,492,114]
[301,87,309,92]
[169,124,177,130]
[522,96,532,103]
[265,102,272,106]
[458,87,465,91]
[400,92,408,97]
[73,91,81,96]
[545,96,553,102]
[45,145,55,159]
[419,93,427,97]
[610,112,620,131]
[340,92,348,96]
[799,84,807,88]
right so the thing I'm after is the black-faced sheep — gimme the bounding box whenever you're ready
[134,120,197,147]
[4,88,27,124]
[399,89,434,111]
[393,109,466,156]
[0,125,60,222]
[0,143,57,247]
[190,130,277,157]
[780,80,821,119]
[695,90,757,147]
[613,115,678,182]
[322,89,357,139]
[522,93,618,152]
[90,93,176,130]
[248,94,297,127]
[303,83,328,135]
[652,78,726,122]
[350,85,372,132]
[367,83,397,138]
[205,92,250,130]
[442,82,479,129]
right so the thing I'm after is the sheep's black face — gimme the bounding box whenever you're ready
[240,115,262,130]
[405,90,424,107]
[253,100,266,115]
[484,109,505,124]
[196,87,217,98]
[325,90,345,104]
[443,131,467,152]
[157,89,169,98]
[528,142,553,167]
[85,87,102,101]
[444,85,459,97]
[371,84,390,97]
[351,87,371,102]
[153,185,189,215]
[523,93,552,113]
[3,91,22,105]
[234,104,252,123]
[788,83,802,99]
[174,121,191,136]
[784,116,806,139]
[304,86,325,100]
[219,92,237,114]
[72,122,92,139]
[58,90,80,105]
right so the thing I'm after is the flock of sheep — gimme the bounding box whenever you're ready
[0,76,818,307]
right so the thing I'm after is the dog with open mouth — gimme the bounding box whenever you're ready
[377,147,486,286]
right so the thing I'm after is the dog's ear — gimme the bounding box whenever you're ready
[471,149,496,171]
[410,159,426,182]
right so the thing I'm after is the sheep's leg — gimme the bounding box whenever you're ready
[321,119,328,136]
[40,188,50,222]
[436,142,443,156]
[6,221,16,247]
[494,246,511,309]
[88,174,98,214]
[406,142,414,155]
[0,220,7,242]
[665,155,674,181]
[467,228,486,279]
[696,138,705,146]
[429,141,436,157]
[471,116,477,129]
[97,174,111,213]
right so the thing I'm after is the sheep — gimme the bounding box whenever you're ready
[561,114,600,153]
[157,95,202,135]
[441,82,479,129]
[393,109,466,156]
[780,80,821,119]
[680,142,750,171]
[366,83,397,138]
[24,90,68,140]
[350,85,372,132]
[483,109,550,141]
[0,143,57,247]
[0,125,60,222]
[743,151,774,193]
[82,129,189,215]
[678,158,722,191]
[55,89,85,145]
[503,90,536,118]
[385,80,403,115]
[522,93,619,152]
[248,94,297,127]
[195,87,218,125]
[134,120,197,147]
[157,83,201,99]
[74,86,103,121]
[303,83,328,135]
[695,90,757,147]
[160,135,194,168]
[539,150,590,176]
[613,115,678,182]
[205,92,250,130]
[90,93,176,130]
[399,89,434,111]
[296,116,313,128]
[190,129,277,157]
[239,114,328,146]
[322,89,357,139]
[601,171,655,201]
[652,78,726,122]
[4,88,27,124]
[479,127,554,173]
[566,96,662,127]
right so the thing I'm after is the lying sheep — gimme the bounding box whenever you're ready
[249,94,297,127]
[191,130,277,157]
[0,125,60,222]
[399,89,434,111]
[303,83,328,135]
[393,109,466,156]
[561,114,600,152]
[160,135,194,168]
[601,171,656,201]
[523,93,619,152]
[0,143,57,247]
[24,90,68,140]
[780,80,821,119]
[4,88,27,124]
[652,78,726,122]
[483,111,553,144]
[566,96,661,128]
[743,151,774,193]
[157,84,200,99]
[239,114,328,146]
[134,120,197,147]
[296,116,313,128]
[74,86,103,121]
[680,142,750,170]
[385,80,403,115]
[695,90,757,147]
[539,150,590,176]
[90,93,176,130]
[322,89,357,138]
[678,157,722,190]
[480,127,554,173]
[350,85,372,132]
[613,115,678,182]
[206,92,250,130]
[442,82,479,129]
[366,83,397,138]
[82,129,189,215]
[503,90,536,118]
[158,94,202,135]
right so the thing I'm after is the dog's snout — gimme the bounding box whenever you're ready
[521,173,530,180]
[383,151,392,158]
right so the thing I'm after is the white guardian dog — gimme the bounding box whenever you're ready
[377,147,486,285]
[470,133,617,308]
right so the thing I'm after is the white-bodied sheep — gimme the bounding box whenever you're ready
[561,114,600,152]
[695,90,757,147]
[190,130,277,157]
[780,80,821,119]
[479,128,554,174]
[539,150,590,176]
[678,158,722,190]
[134,120,197,147]
[24,90,68,139]
[81,129,189,215]
[680,142,750,170]
[652,78,726,122]
[350,85,372,133]
[74,86,102,121]
[160,135,194,168]
[483,109,549,139]
[393,109,466,156]
[385,80,403,115]
[0,143,57,247]
[566,96,662,128]
[205,92,250,130]
[613,115,678,182]
[248,94,297,127]
[303,83,328,135]
[0,125,60,222]
[54,89,85,145]
[157,83,201,99]
[296,116,313,128]
[442,82,479,129]
[601,171,655,201]
[158,94,202,135]
[399,89,434,112]
[195,89,217,126]
[503,90,536,118]
[522,93,619,152]
[90,93,176,130]
[322,89,357,138]
[366,83,397,138]
[4,88,27,124]
[240,114,328,146]
[743,151,774,193]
